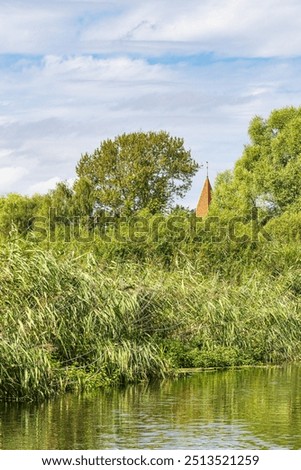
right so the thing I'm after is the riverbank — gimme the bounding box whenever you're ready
[1,238,300,401]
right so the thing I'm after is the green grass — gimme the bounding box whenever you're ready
[0,242,171,400]
[0,239,300,401]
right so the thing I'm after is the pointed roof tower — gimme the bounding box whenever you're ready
[196,162,212,217]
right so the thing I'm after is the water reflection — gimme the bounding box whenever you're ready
[0,365,300,449]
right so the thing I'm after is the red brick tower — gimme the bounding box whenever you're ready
[196,176,212,217]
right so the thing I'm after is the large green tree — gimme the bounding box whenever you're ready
[75,131,199,216]
[211,106,301,220]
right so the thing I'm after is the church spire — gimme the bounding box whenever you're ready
[196,162,212,217]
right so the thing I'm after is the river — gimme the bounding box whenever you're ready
[0,365,300,449]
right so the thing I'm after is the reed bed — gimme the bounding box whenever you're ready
[0,240,300,401]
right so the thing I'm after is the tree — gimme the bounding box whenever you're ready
[49,181,74,218]
[235,106,301,214]
[75,131,199,216]
[73,177,95,219]
[0,193,38,236]
[210,106,301,220]
[35,181,74,220]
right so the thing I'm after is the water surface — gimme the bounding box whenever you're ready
[0,365,300,449]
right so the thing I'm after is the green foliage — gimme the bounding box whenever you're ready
[0,242,172,400]
[76,131,199,216]
[187,346,241,368]
[0,117,301,402]
[0,193,39,236]
[1,238,300,401]
[210,106,301,222]
[35,181,74,219]
[73,177,95,219]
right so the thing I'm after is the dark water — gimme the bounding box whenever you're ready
[0,365,300,449]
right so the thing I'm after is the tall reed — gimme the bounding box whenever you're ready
[0,239,300,401]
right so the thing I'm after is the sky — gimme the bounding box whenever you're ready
[1,0,301,208]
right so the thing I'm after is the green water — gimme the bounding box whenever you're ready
[0,365,300,449]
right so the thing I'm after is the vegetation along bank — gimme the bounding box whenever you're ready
[0,107,300,401]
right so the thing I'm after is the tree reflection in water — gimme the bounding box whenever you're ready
[0,365,300,449]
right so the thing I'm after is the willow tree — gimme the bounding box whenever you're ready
[75,131,199,216]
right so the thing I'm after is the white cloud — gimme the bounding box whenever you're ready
[40,55,169,82]
[1,53,301,201]
[26,176,61,195]
[0,5,68,54]
[81,0,301,58]
[0,1,301,57]
[0,149,14,160]
[0,1,113,54]
[0,1,301,206]
[0,166,29,193]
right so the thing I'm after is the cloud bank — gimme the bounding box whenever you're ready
[0,1,301,206]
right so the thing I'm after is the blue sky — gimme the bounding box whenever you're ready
[1,0,301,207]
